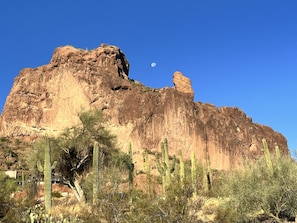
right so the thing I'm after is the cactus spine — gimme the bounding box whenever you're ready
[155,138,176,193]
[191,149,197,197]
[37,137,56,214]
[93,142,99,204]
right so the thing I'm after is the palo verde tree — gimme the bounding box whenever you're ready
[53,109,117,202]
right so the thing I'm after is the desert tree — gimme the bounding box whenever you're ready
[53,109,117,201]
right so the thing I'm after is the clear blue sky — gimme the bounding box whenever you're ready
[1,1,296,155]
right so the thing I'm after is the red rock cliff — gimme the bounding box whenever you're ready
[0,44,288,170]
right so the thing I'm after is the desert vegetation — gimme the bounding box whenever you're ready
[0,109,296,222]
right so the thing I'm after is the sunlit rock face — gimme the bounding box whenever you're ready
[173,71,194,99]
[0,44,289,170]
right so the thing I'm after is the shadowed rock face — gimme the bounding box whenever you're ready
[0,44,288,170]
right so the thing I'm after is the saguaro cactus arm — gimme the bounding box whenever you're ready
[37,160,44,172]
[155,153,165,176]
[155,138,176,194]
[170,155,176,173]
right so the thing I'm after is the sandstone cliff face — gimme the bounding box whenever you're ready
[0,44,288,170]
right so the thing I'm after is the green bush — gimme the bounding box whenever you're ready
[52,191,63,198]
[0,172,18,220]
[216,154,297,222]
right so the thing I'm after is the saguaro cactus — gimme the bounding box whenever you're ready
[203,150,213,192]
[128,142,134,191]
[143,150,151,195]
[262,138,273,175]
[37,138,57,214]
[93,142,99,204]
[274,143,281,162]
[179,149,185,187]
[191,149,197,197]
[155,138,176,193]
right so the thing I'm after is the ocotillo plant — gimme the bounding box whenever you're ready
[155,138,176,193]
[37,138,57,214]
[262,138,273,175]
[93,141,99,204]
[191,149,197,197]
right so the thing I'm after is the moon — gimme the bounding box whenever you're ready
[151,62,157,68]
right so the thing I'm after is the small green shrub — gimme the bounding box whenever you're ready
[142,86,152,92]
[52,191,63,198]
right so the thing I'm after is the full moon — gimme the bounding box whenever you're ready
[151,62,157,68]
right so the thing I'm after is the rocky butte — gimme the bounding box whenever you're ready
[0,44,288,170]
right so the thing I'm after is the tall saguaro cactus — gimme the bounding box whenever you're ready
[274,143,281,164]
[262,139,282,175]
[203,149,213,192]
[155,138,176,193]
[262,138,273,175]
[37,138,57,214]
[128,142,134,191]
[191,149,197,197]
[179,149,185,187]
[144,150,151,195]
[93,142,99,204]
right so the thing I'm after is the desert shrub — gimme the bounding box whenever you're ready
[123,178,203,223]
[80,169,203,223]
[0,172,19,221]
[52,191,63,198]
[20,204,82,223]
[80,149,133,204]
[80,174,131,223]
[215,154,297,222]
[112,150,133,173]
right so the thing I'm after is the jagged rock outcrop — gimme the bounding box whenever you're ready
[173,71,194,99]
[0,44,289,170]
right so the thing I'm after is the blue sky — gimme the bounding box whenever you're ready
[1,1,296,155]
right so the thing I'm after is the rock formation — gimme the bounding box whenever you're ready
[0,44,289,170]
[173,71,194,99]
